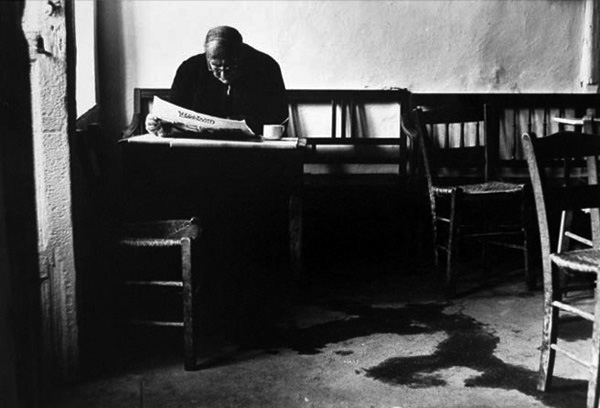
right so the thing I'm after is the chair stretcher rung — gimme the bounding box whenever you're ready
[552,300,595,321]
[125,280,183,287]
[436,244,449,252]
[551,343,591,369]
[469,239,525,250]
[483,242,525,250]
[119,238,182,247]
[561,285,595,296]
[465,231,523,238]
[129,319,183,327]
[564,231,593,247]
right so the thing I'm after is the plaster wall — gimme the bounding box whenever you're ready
[74,0,96,117]
[96,0,586,139]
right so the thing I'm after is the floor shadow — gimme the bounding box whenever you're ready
[237,301,586,408]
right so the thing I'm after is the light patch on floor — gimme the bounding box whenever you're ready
[321,331,448,367]
[428,366,484,387]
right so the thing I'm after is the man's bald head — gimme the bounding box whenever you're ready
[204,26,244,85]
[205,26,243,53]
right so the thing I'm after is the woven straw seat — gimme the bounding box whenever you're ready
[550,249,600,273]
[433,181,525,196]
[119,218,200,247]
[522,128,600,408]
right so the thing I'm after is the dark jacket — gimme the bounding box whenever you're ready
[170,44,288,134]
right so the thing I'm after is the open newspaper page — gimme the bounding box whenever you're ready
[151,96,256,138]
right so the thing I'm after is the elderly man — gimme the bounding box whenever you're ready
[146,25,288,136]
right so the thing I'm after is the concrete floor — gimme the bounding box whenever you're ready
[43,253,594,408]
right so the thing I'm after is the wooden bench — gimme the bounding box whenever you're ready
[122,88,412,185]
[286,89,411,185]
[121,90,600,190]
[125,91,600,184]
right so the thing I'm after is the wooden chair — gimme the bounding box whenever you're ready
[412,104,531,297]
[117,217,201,371]
[73,124,203,371]
[522,131,600,408]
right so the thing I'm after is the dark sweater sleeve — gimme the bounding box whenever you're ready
[256,58,288,126]
[169,57,198,110]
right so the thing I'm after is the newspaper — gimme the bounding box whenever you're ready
[151,96,256,137]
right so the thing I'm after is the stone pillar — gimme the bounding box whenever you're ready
[22,0,79,381]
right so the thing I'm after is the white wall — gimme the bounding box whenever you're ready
[74,0,96,117]
[96,0,586,139]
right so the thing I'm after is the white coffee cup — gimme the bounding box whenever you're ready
[263,124,285,140]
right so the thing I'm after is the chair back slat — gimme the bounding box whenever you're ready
[529,132,600,159]
[522,131,600,255]
[340,99,346,138]
[548,185,600,212]
[413,104,499,185]
[435,146,486,168]
[287,89,410,179]
[330,99,337,139]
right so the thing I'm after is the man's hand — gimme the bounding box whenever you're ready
[145,114,168,137]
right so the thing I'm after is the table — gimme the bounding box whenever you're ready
[119,134,304,216]
[119,134,305,337]
[121,133,304,149]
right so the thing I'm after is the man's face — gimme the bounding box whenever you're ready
[206,42,242,85]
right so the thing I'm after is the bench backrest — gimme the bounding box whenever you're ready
[123,88,410,135]
[412,93,600,162]
[123,88,600,184]
[122,87,413,181]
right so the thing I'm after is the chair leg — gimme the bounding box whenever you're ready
[181,237,195,371]
[538,303,558,391]
[522,190,536,290]
[445,190,461,297]
[538,265,560,392]
[431,201,440,268]
[587,274,600,408]
[523,232,535,290]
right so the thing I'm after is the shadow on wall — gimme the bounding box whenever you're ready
[95,0,130,199]
[0,0,43,406]
[71,1,129,379]
[96,1,128,142]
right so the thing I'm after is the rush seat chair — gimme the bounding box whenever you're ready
[118,217,201,371]
[522,130,600,408]
[412,104,530,297]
